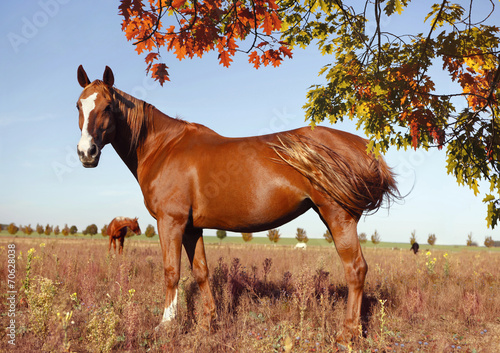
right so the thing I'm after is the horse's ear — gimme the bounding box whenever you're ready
[103,66,114,87]
[77,65,91,88]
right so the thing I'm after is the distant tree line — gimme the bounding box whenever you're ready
[2,222,497,246]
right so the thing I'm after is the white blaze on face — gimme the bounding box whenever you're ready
[161,289,178,323]
[78,92,98,154]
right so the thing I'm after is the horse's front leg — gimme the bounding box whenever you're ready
[156,216,184,330]
[183,227,216,330]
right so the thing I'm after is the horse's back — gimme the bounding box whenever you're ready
[107,217,127,236]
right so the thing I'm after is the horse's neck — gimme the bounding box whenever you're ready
[116,220,133,231]
[136,107,189,168]
[117,218,131,226]
[111,91,188,179]
[123,219,134,228]
[120,221,132,228]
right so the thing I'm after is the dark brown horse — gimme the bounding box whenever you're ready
[75,66,399,344]
[410,242,419,254]
[107,217,141,254]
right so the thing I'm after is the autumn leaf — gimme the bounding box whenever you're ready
[151,63,169,85]
[145,52,159,65]
[248,50,261,69]
[218,51,233,68]
[171,0,186,8]
[118,0,132,21]
[384,0,406,16]
[280,45,293,59]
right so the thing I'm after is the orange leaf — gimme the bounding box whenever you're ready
[218,51,233,67]
[151,63,170,85]
[135,40,147,55]
[262,14,273,35]
[280,45,292,59]
[119,0,132,21]
[266,0,279,11]
[248,51,261,69]
[145,52,159,64]
[171,0,186,8]
[271,11,281,30]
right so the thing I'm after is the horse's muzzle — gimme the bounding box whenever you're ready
[77,143,100,168]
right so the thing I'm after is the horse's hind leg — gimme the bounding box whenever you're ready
[183,227,216,330]
[111,238,117,254]
[316,204,367,344]
[119,236,125,255]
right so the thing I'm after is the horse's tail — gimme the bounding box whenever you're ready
[270,134,400,217]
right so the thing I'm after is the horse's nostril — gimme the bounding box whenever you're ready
[89,144,98,157]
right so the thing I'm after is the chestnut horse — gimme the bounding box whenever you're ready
[107,217,141,254]
[75,66,399,344]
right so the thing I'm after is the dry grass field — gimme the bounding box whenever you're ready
[1,237,499,352]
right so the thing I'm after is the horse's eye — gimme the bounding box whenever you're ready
[104,105,112,112]
[76,103,80,111]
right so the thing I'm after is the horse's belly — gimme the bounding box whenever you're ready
[192,187,313,232]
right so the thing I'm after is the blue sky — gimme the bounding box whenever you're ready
[1,1,498,245]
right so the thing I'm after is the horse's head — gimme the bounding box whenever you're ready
[76,65,116,168]
[131,217,141,235]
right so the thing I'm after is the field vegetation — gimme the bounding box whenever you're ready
[1,236,499,352]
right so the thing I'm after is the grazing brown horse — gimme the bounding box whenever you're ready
[75,66,399,344]
[107,217,141,254]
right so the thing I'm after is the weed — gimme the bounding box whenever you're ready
[123,300,140,349]
[56,311,73,352]
[293,269,314,333]
[26,275,56,337]
[443,252,450,277]
[22,248,36,293]
[425,251,436,275]
[70,292,81,311]
[86,306,119,353]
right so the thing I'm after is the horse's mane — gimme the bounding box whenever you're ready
[112,87,156,149]
[112,86,193,149]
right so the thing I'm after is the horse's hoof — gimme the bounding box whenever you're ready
[198,317,214,333]
[154,321,169,333]
[198,310,216,332]
[336,342,348,351]
[335,330,352,346]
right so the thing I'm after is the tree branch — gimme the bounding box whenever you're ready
[133,0,166,46]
